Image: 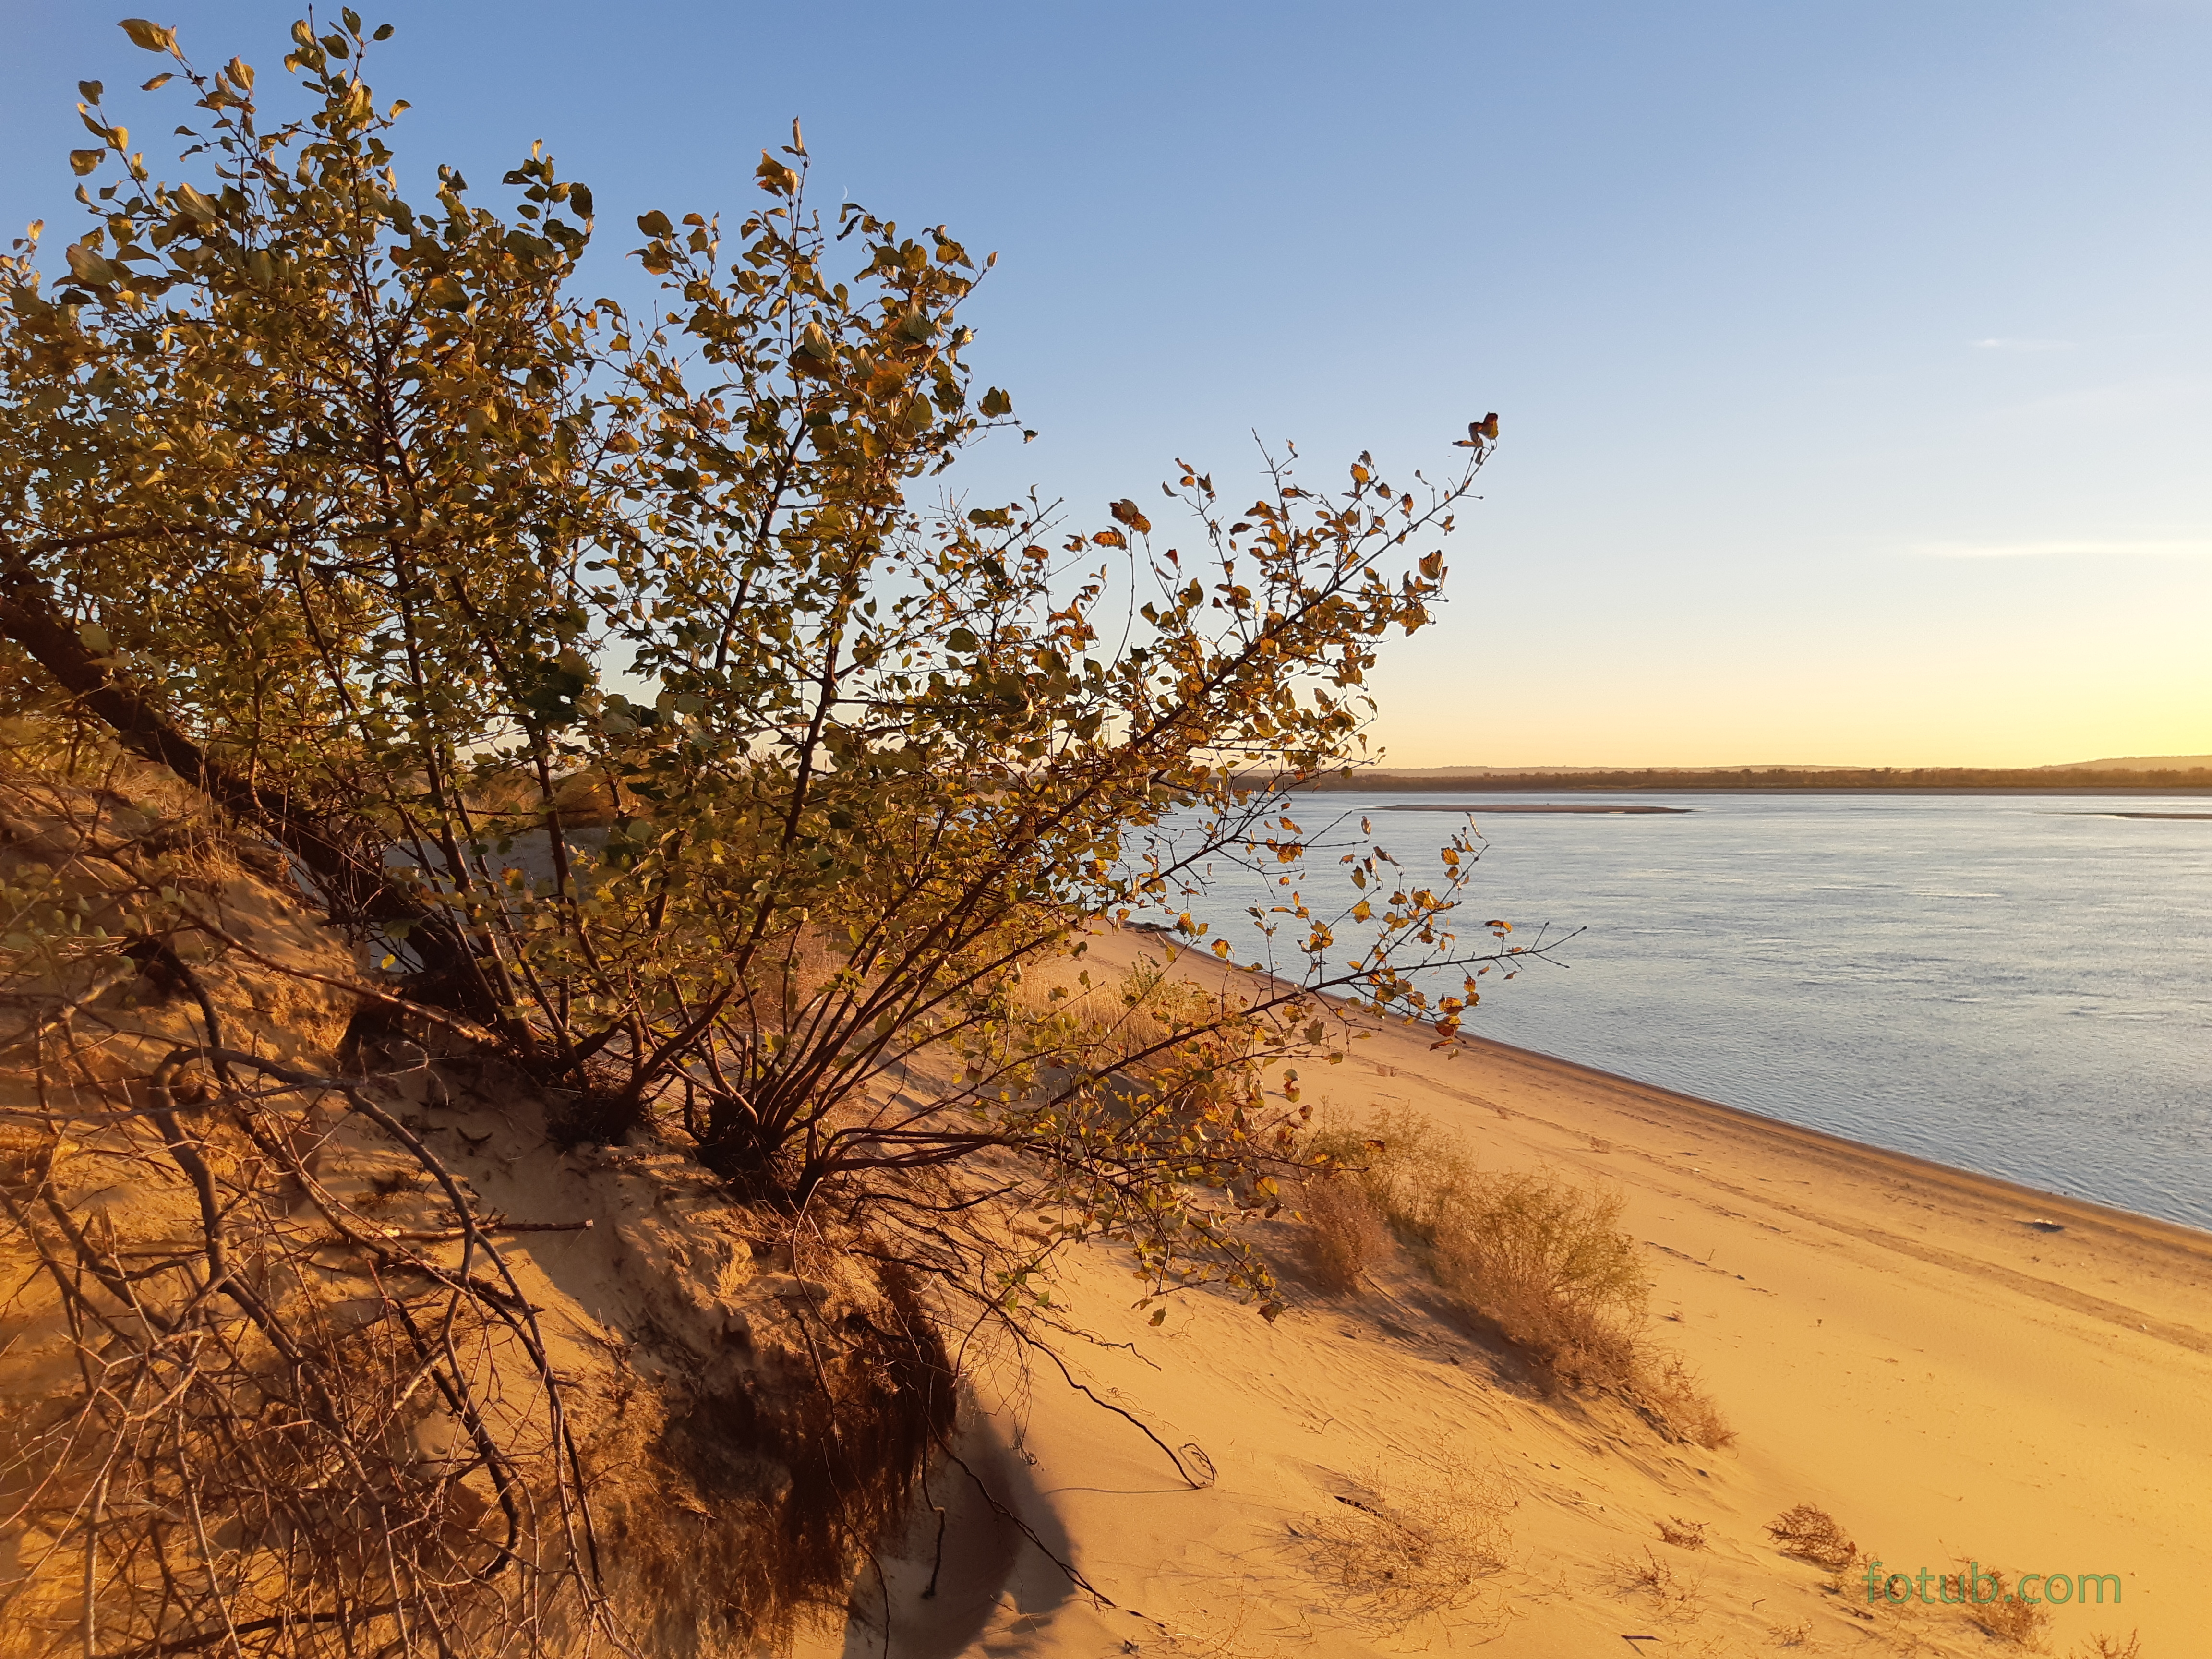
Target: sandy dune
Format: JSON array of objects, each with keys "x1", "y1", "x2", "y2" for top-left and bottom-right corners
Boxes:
[{"x1": 817, "y1": 930, "x2": 2211, "y2": 1658}]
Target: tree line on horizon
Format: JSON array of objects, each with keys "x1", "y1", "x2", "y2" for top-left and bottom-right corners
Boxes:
[{"x1": 1298, "y1": 765, "x2": 2212, "y2": 792}]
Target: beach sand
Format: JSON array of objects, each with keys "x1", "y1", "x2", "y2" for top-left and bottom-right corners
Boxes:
[{"x1": 814, "y1": 927, "x2": 2212, "y2": 1658}]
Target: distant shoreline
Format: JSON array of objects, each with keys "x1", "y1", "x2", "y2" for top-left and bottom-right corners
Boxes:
[
  {"x1": 1296, "y1": 785, "x2": 2212, "y2": 797},
  {"x1": 1385, "y1": 802, "x2": 1693, "y2": 813},
  {"x1": 1290, "y1": 768, "x2": 2212, "y2": 796}
]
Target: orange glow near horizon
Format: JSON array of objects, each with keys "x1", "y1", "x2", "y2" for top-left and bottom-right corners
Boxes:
[{"x1": 1361, "y1": 598, "x2": 2212, "y2": 772}]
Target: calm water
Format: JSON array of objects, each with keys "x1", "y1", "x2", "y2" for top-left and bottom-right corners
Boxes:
[{"x1": 1182, "y1": 793, "x2": 2212, "y2": 1231}]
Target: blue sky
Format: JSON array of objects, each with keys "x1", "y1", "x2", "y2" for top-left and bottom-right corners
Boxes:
[{"x1": 6, "y1": 2, "x2": 2208, "y2": 765}]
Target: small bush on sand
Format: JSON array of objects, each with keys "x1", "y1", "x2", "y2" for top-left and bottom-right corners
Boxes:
[
  {"x1": 1431, "y1": 1166, "x2": 1646, "y2": 1376},
  {"x1": 1766, "y1": 1503, "x2": 1858, "y2": 1570},
  {"x1": 2071, "y1": 1633, "x2": 2141, "y2": 1659},
  {"x1": 1639, "y1": 1352, "x2": 1737, "y2": 1450},
  {"x1": 1309, "y1": 1105, "x2": 1474, "y2": 1239},
  {"x1": 1656, "y1": 1515, "x2": 1709, "y2": 1550},
  {"x1": 1615, "y1": 1547, "x2": 1707, "y2": 1621},
  {"x1": 1312, "y1": 1107, "x2": 1733, "y2": 1446},
  {"x1": 1963, "y1": 1566, "x2": 2053, "y2": 1647},
  {"x1": 1299, "y1": 1173, "x2": 1390, "y2": 1291},
  {"x1": 1301, "y1": 1471, "x2": 1510, "y2": 1629}
]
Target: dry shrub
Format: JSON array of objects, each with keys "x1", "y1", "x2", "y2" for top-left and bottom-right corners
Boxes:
[
  {"x1": 1771, "y1": 1615, "x2": 1814, "y2": 1647},
  {"x1": 1301, "y1": 1471, "x2": 1510, "y2": 1629},
  {"x1": 1766, "y1": 1503, "x2": 1858, "y2": 1569},
  {"x1": 1431, "y1": 1166, "x2": 1647, "y2": 1379},
  {"x1": 1616, "y1": 1547, "x2": 1706, "y2": 1621},
  {"x1": 1962, "y1": 1566, "x2": 2053, "y2": 1647},
  {"x1": 1656, "y1": 1515, "x2": 1709, "y2": 1550},
  {"x1": 1299, "y1": 1172, "x2": 1389, "y2": 1290},
  {"x1": 1639, "y1": 1351, "x2": 1737, "y2": 1449},
  {"x1": 2071, "y1": 1634, "x2": 2141, "y2": 1659},
  {"x1": 1311, "y1": 1107, "x2": 1733, "y2": 1446},
  {"x1": 1308, "y1": 1104, "x2": 1473, "y2": 1239}
]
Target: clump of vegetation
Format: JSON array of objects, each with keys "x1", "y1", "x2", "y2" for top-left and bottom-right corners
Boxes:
[
  {"x1": 1431, "y1": 1165, "x2": 1647, "y2": 1381},
  {"x1": 2070, "y1": 1633, "x2": 2141, "y2": 1659},
  {"x1": 1656, "y1": 1515, "x2": 1709, "y2": 1550},
  {"x1": 0, "y1": 11, "x2": 1524, "y2": 1652},
  {"x1": 1297, "y1": 1171, "x2": 1388, "y2": 1290},
  {"x1": 1300, "y1": 1470, "x2": 1510, "y2": 1630},
  {"x1": 1638, "y1": 1351, "x2": 1736, "y2": 1451},
  {"x1": 1962, "y1": 1565, "x2": 2053, "y2": 1647},
  {"x1": 1765, "y1": 1503, "x2": 1859, "y2": 1570},
  {"x1": 1310, "y1": 1107, "x2": 1733, "y2": 1446},
  {"x1": 1616, "y1": 1547, "x2": 1707, "y2": 1622},
  {"x1": 0, "y1": 7, "x2": 1523, "y2": 1285}
]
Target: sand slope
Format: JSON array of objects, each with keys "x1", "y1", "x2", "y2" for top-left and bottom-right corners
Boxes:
[{"x1": 827, "y1": 930, "x2": 2209, "y2": 1658}]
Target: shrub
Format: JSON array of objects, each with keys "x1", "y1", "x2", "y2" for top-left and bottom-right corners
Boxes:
[
  {"x1": 1314, "y1": 1106, "x2": 1733, "y2": 1445},
  {"x1": 1766, "y1": 1503, "x2": 1858, "y2": 1570},
  {"x1": 1638, "y1": 1352, "x2": 1737, "y2": 1450},
  {"x1": 1301, "y1": 1471, "x2": 1510, "y2": 1629},
  {"x1": 1309, "y1": 1103, "x2": 1474, "y2": 1242},
  {"x1": 0, "y1": 9, "x2": 1521, "y2": 1304},
  {"x1": 1616, "y1": 1547, "x2": 1706, "y2": 1622},
  {"x1": 1431, "y1": 1166, "x2": 1647, "y2": 1379},
  {"x1": 1299, "y1": 1173, "x2": 1389, "y2": 1291},
  {"x1": 1964, "y1": 1567, "x2": 2053, "y2": 1647}
]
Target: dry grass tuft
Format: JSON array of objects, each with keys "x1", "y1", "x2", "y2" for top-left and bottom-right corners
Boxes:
[
  {"x1": 1771, "y1": 1615, "x2": 1814, "y2": 1647},
  {"x1": 1656, "y1": 1514, "x2": 1710, "y2": 1550},
  {"x1": 1766, "y1": 1502, "x2": 1858, "y2": 1570},
  {"x1": 1639, "y1": 1352, "x2": 1737, "y2": 1450},
  {"x1": 1430, "y1": 1165, "x2": 1646, "y2": 1370},
  {"x1": 1310, "y1": 1106, "x2": 1733, "y2": 1447},
  {"x1": 1298, "y1": 1172, "x2": 1389, "y2": 1291},
  {"x1": 2070, "y1": 1634, "x2": 2141, "y2": 1659},
  {"x1": 1300, "y1": 1471, "x2": 1510, "y2": 1629},
  {"x1": 1615, "y1": 1547, "x2": 1707, "y2": 1622},
  {"x1": 1962, "y1": 1566, "x2": 2053, "y2": 1647}
]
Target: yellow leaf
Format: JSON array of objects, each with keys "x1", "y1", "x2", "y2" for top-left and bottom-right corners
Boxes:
[
  {"x1": 755, "y1": 152, "x2": 800, "y2": 195},
  {"x1": 120, "y1": 18, "x2": 177, "y2": 53}
]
